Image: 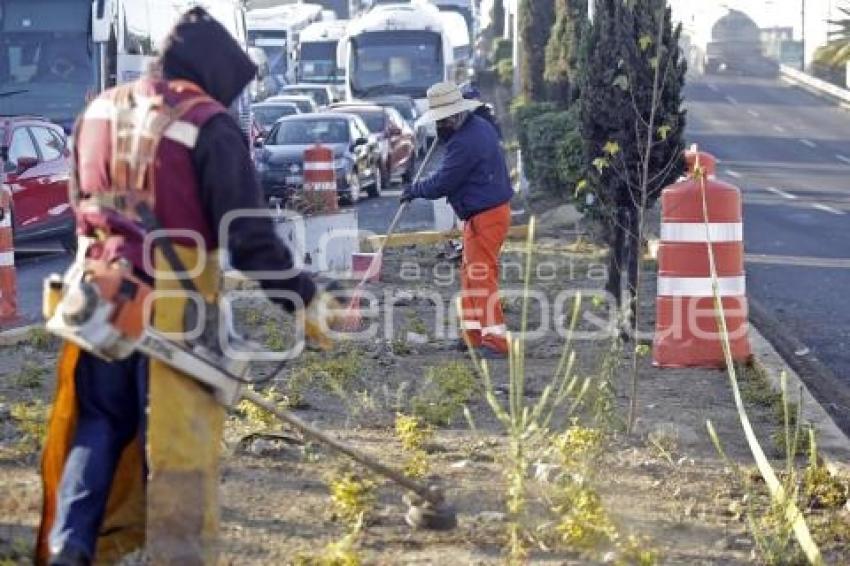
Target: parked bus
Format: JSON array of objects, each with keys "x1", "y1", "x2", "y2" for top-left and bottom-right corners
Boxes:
[
  {"x1": 339, "y1": 3, "x2": 454, "y2": 112},
  {"x1": 247, "y1": 3, "x2": 323, "y2": 88},
  {"x1": 297, "y1": 20, "x2": 349, "y2": 96},
  {"x1": 0, "y1": 0, "x2": 252, "y2": 133},
  {"x1": 436, "y1": 10, "x2": 472, "y2": 82}
]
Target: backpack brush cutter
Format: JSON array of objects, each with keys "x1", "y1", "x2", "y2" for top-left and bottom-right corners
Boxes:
[{"x1": 43, "y1": 209, "x2": 457, "y2": 531}]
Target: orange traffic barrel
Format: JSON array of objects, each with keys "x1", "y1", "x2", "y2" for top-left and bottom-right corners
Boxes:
[
  {"x1": 303, "y1": 144, "x2": 338, "y2": 212},
  {"x1": 653, "y1": 174, "x2": 751, "y2": 368},
  {"x1": 684, "y1": 144, "x2": 716, "y2": 178},
  {"x1": 0, "y1": 186, "x2": 18, "y2": 325}
]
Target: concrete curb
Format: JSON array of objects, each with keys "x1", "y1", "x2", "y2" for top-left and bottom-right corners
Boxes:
[
  {"x1": 749, "y1": 326, "x2": 850, "y2": 472},
  {"x1": 0, "y1": 323, "x2": 41, "y2": 347},
  {"x1": 779, "y1": 65, "x2": 850, "y2": 111},
  {"x1": 361, "y1": 224, "x2": 531, "y2": 251}
]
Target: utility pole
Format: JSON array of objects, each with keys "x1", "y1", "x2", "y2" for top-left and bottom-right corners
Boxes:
[{"x1": 588, "y1": 0, "x2": 594, "y2": 21}]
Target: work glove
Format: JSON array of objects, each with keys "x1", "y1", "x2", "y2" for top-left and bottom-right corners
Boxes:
[
  {"x1": 400, "y1": 185, "x2": 416, "y2": 204},
  {"x1": 301, "y1": 290, "x2": 344, "y2": 351}
]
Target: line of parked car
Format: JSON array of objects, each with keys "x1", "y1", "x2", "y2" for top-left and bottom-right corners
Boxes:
[
  {"x1": 251, "y1": 83, "x2": 428, "y2": 206},
  {"x1": 0, "y1": 84, "x2": 428, "y2": 254}
]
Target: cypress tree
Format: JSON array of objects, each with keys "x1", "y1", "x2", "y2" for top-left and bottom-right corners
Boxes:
[
  {"x1": 492, "y1": 0, "x2": 506, "y2": 38},
  {"x1": 580, "y1": 0, "x2": 687, "y2": 330},
  {"x1": 519, "y1": 0, "x2": 556, "y2": 101},
  {"x1": 544, "y1": 0, "x2": 587, "y2": 105}
]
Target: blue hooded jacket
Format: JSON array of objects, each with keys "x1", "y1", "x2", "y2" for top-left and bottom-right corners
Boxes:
[{"x1": 409, "y1": 115, "x2": 513, "y2": 220}]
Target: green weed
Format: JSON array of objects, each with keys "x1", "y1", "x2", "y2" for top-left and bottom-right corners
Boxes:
[
  {"x1": 10, "y1": 400, "x2": 50, "y2": 454},
  {"x1": 27, "y1": 326, "x2": 54, "y2": 350},
  {"x1": 410, "y1": 361, "x2": 477, "y2": 426},
  {"x1": 13, "y1": 362, "x2": 45, "y2": 389},
  {"x1": 328, "y1": 474, "x2": 375, "y2": 527}
]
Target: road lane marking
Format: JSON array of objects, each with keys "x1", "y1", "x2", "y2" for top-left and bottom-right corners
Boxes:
[
  {"x1": 773, "y1": 125, "x2": 786, "y2": 133},
  {"x1": 725, "y1": 96, "x2": 738, "y2": 105},
  {"x1": 746, "y1": 254, "x2": 850, "y2": 269},
  {"x1": 766, "y1": 187, "x2": 797, "y2": 200},
  {"x1": 837, "y1": 154, "x2": 850, "y2": 165},
  {"x1": 747, "y1": 109, "x2": 760, "y2": 118},
  {"x1": 811, "y1": 203, "x2": 845, "y2": 215},
  {"x1": 708, "y1": 84, "x2": 718, "y2": 92},
  {"x1": 800, "y1": 139, "x2": 817, "y2": 148},
  {"x1": 724, "y1": 169, "x2": 742, "y2": 179}
]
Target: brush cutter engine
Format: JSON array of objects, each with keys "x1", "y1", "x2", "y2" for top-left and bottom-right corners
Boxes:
[{"x1": 45, "y1": 241, "x2": 248, "y2": 406}]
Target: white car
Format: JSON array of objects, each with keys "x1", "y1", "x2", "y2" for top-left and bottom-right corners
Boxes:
[{"x1": 279, "y1": 84, "x2": 336, "y2": 108}]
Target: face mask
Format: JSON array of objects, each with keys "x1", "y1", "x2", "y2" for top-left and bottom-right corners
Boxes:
[{"x1": 437, "y1": 117, "x2": 455, "y2": 141}]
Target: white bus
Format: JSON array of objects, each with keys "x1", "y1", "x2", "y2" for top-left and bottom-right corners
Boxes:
[
  {"x1": 339, "y1": 3, "x2": 454, "y2": 112},
  {"x1": 296, "y1": 20, "x2": 349, "y2": 94},
  {"x1": 0, "y1": 0, "x2": 252, "y2": 133},
  {"x1": 436, "y1": 10, "x2": 472, "y2": 81},
  {"x1": 247, "y1": 3, "x2": 323, "y2": 88}
]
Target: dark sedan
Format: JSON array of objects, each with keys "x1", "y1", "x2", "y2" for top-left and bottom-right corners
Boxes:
[{"x1": 255, "y1": 113, "x2": 382, "y2": 205}]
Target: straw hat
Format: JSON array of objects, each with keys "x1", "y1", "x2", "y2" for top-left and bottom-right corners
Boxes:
[{"x1": 419, "y1": 81, "x2": 482, "y2": 123}]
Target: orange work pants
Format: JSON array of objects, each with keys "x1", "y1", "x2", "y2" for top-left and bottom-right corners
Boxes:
[{"x1": 460, "y1": 202, "x2": 511, "y2": 353}]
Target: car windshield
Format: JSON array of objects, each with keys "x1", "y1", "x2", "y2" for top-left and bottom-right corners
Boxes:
[
  {"x1": 248, "y1": 30, "x2": 288, "y2": 77},
  {"x1": 275, "y1": 98, "x2": 313, "y2": 113},
  {"x1": 384, "y1": 100, "x2": 414, "y2": 120},
  {"x1": 272, "y1": 119, "x2": 349, "y2": 145},
  {"x1": 300, "y1": 41, "x2": 340, "y2": 84},
  {"x1": 350, "y1": 31, "x2": 443, "y2": 99},
  {"x1": 339, "y1": 109, "x2": 384, "y2": 133},
  {"x1": 284, "y1": 87, "x2": 329, "y2": 106},
  {"x1": 253, "y1": 105, "x2": 298, "y2": 128},
  {"x1": 0, "y1": 0, "x2": 93, "y2": 128}
]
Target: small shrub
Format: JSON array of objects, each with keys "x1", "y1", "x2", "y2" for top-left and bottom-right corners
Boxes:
[
  {"x1": 264, "y1": 319, "x2": 287, "y2": 351},
  {"x1": 496, "y1": 59, "x2": 513, "y2": 86},
  {"x1": 554, "y1": 424, "x2": 604, "y2": 469},
  {"x1": 391, "y1": 338, "x2": 412, "y2": 356},
  {"x1": 10, "y1": 400, "x2": 50, "y2": 454},
  {"x1": 287, "y1": 349, "x2": 364, "y2": 401},
  {"x1": 616, "y1": 534, "x2": 662, "y2": 566},
  {"x1": 27, "y1": 326, "x2": 54, "y2": 350},
  {"x1": 237, "y1": 387, "x2": 286, "y2": 428},
  {"x1": 552, "y1": 482, "x2": 616, "y2": 551},
  {"x1": 14, "y1": 362, "x2": 45, "y2": 389},
  {"x1": 803, "y1": 464, "x2": 848, "y2": 509},
  {"x1": 394, "y1": 413, "x2": 433, "y2": 451},
  {"x1": 410, "y1": 361, "x2": 477, "y2": 426},
  {"x1": 329, "y1": 474, "x2": 376, "y2": 527},
  {"x1": 395, "y1": 413, "x2": 433, "y2": 478},
  {"x1": 293, "y1": 523, "x2": 362, "y2": 566}
]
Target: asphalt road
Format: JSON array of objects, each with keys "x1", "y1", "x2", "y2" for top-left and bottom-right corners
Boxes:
[{"x1": 686, "y1": 74, "x2": 850, "y2": 421}]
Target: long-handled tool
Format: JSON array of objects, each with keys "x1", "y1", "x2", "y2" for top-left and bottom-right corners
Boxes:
[
  {"x1": 45, "y1": 239, "x2": 457, "y2": 530},
  {"x1": 341, "y1": 139, "x2": 441, "y2": 330}
]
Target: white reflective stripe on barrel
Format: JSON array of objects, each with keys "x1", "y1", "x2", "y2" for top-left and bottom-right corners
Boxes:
[
  {"x1": 660, "y1": 222, "x2": 742, "y2": 242},
  {"x1": 0, "y1": 212, "x2": 10, "y2": 229},
  {"x1": 303, "y1": 162, "x2": 334, "y2": 171},
  {"x1": 0, "y1": 251, "x2": 14, "y2": 267},
  {"x1": 305, "y1": 182, "x2": 336, "y2": 191},
  {"x1": 657, "y1": 276, "x2": 746, "y2": 297}
]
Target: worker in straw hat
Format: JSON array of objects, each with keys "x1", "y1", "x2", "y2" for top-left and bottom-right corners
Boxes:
[{"x1": 401, "y1": 81, "x2": 513, "y2": 359}]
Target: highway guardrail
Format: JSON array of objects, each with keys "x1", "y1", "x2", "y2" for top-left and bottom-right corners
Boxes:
[{"x1": 779, "y1": 64, "x2": 850, "y2": 107}]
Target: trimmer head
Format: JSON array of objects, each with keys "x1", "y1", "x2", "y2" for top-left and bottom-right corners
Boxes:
[{"x1": 402, "y1": 488, "x2": 458, "y2": 531}]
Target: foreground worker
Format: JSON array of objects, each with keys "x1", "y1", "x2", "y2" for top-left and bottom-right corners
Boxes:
[
  {"x1": 401, "y1": 82, "x2": 513, "y2": 358},
  {"x1": 37, "y1": 8, "x2": 337, "y2": 565}
]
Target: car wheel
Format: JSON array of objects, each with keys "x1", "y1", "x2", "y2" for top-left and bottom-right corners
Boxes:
[
  {"x1": 380, "y1": 161, "x2": 391, "y2": 191},
  {"x1": 368, "y1": 166, "x2": 381, "y2": 198},
  {"x1": 402, "y1": 155, "x2": 415, "y2": 185},
  {"x1": 349, "y1": 173, "x2": 362, "y2": 204}
]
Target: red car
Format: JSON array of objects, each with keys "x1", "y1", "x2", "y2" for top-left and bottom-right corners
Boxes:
[
  {"x1": 0, "y1": 116, "x2": 75, "y2": 250},
  {"x1": 329, "y1": 103, "x2": 416, "y2": 191}
]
